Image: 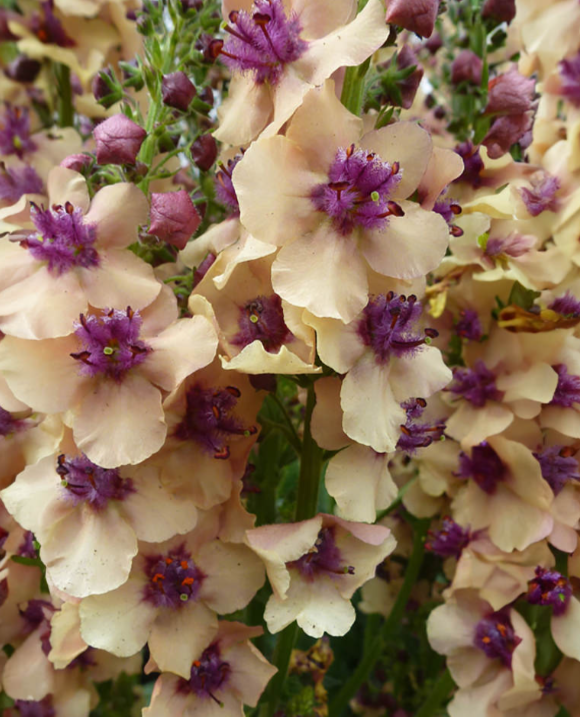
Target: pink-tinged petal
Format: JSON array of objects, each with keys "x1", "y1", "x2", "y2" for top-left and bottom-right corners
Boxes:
[
  {"x1": 389, "y1": 347, "x2": 452, "y2": 403},
  {"x1": 85, "y1": 182, "x2": 149, "y2": 249},
  {"x1": 222, "y1": 341, "x2": 321, "y2": 375},
  {"x1": 490, "y1": 436, "x2": 553, "y2": 510},
  {"x1": 180, "y1": 219, "x2": 242, "y2": 272},
  {"x1": 311, "y1": 376, "x2": 349, "y2": 450},
  {"x1": 304, "y1": 311, "x2": 365, "y2": 374},
  {"x1": 235, "y1": 135, "x2": 322, "y2": 247},
  {"x1": 73, "y1": 374, "x2": 165, "y2": 468},
  {"x1": 540, "y1": 406, "x2": 580, "y2": 438},
  {"x1": 361, "y1": 202, "x2": 449, "y2": 279},
  {"x1": 79, "y1": 577, "x2": 156, "y2": 656},
  {"x1": 272, "y1": 225, "x2": 369, "y2": 322},
  {"x1": 326, "y1": 444, "x2": 397, "y2": 522},
  {"x1": 148, "y1": 602, "x2": 218, "y2": 679},
  {"x1": 285, "y1": 80, "x2": 363, "y2": 173},
  {"x1": 142, "y1": 316, "x2": 218, "y2": 393},
  {"x1": 142, "y1": 674, "x2": 188, "y2": 717},
  {"x1": 214, "y1": 75, "x2": 273, "y2": 146},
  {"x1": 447, "y1": 670, "x2": 513, "y2": 717},
  {"x1": 341, "y1": 354, "x2": 406, "y2": 454},
  {"x1": 197, "y1": 541, "x2": 265, "y2": 614},
  {"x1": 552, "y1": 597, "x2": 580, "y2": 660},
  {"x1": 261, "y1": 68, "x2": 313, "y2": 140},
  {"x1": 48, "y1": 602, "x2": 87, "y2": 670},
  {"x1": 41, "y1": 506, "x2": 138, "y2": 598},
  {"x1": 427, "y1": 595, "x2": 482, "y2": 656},
  {"x1": 0, "y1": 265, "x2": 87, "y2": 339},
  {"x1": 226, "y1": 641, "x2": 277, "y2": 706},
  {"x1": 418, "y1": 147, "x2": 465, "y2": 209},
  {"x1": 445, "y1": 401, "x2": 514, "y2": 448},
  {"x1": 3, "y1": 629, "x2": 54, "y2": 700},
  {"x1": 47, "y1": 166, "x2": 90, "y2": 213},
  {"x1": 79, "y1": 249, "x2": 161, "y2": 311},
  {"x1": 0, "y1": 335, "x2": 86, "y2": 413},
  {"x1": 360, "y1": 122, "x2": 433, "y2": 200},
  {"x1": 123, "y1": 466, "x2": 198, "y2": 543},
  {"x1": 295, "y1": 0, "x2": 389, "y2": 87},
  {"x1": 293, "y1": 0, "x2": 356, "y2": 38}
]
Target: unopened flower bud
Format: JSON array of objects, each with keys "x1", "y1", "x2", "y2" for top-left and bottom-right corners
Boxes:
[
  {"x1": 60, "y1": 153, "x2": 92, "y2": 172},
  {"x1": 451, "y1": 50, "x2": 483, "y2": 85},
  {"x1": 482, "y1": 0, "x2": 516, "y2": 24},
  {"x1": 190, "y1": 134, "x2": 218, "y2": 171},
  {"x1": 93, "y1": 114, "x2": 146, "y2": 165},
  {"x1": 181, "y1": 0, "x2": 203, "y2": 9},
  {"x1": 485, "y1": 68, "x2": 536, "y2": 116},
  {"x1": 4, "y1": 56, "x2": 41, "y2": 83},
  {"x1": 149, "y1": 190, "x2": 201, "y2": 249},
  {"x1": 162, "y1": 71, "x2": 196, "y2": 112},
  {"x1": 385, "y1": 0, "x2": 440, "y2": 38}
]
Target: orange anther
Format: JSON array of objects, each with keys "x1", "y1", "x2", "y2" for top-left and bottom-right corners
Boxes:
[
  {"x1": 152, "y1": 573, "x2": 165, "y2": 583},
  {"x1": 182, "y1": 577, "x2": 195, "y2": 586},
  {"x1": 165, "y1": 557, "x2": 173, "y2": 565},
  {"x1": 482, "y1": 636, "x2": 491, "y2": 643},
  {"x1": 193, "y1": 660, "x2": 201, "y2": 667},
  {"x1": 180, "y1": 561, "x2": 189, "y2": 569}
]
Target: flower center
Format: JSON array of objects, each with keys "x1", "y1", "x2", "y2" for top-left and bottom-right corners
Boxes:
[
  {"x1": 559, "y1": 51, "x2": 580, "y2": 107},
  {"x1": 215, "y1": 154, "x2": 243, "y2": 215},
  {"x1": 0, "y1": 164, "x2": 43, "y2": 204},
  {"x1": 485, "y1": 232, "x2": 535, "y2": 259},
  {"x1": 447, "y1": 360, "x2": 503, "y2": 407},
  {"x1": 0, "y1": 105, "x2": 36, "y2": 159},
  {"x1": 178, "y1": 644, "x2": 231, "y2": 705},
  {"x1": 311, "y1": 145, "x2": 403, "y2": 236},
  {"x1": 397, "y1": 397, "x2": 446, "y2": 454},
  {"x1": 550, "y1": 364, "x2": 580, "y2": 407},
  {"x1": 143, "y1": 546, "x2": 204, "y2": 610},
  {"x1": 216, "y1": 0, "x2": 307, "y2": 85},
  {"x1": 56, "y1": 454, "x2": 135, "y2": 510},
  {"x1": 519, "y1": 173, "x2": 560, "y2": 217},
  {"x1": 23, "y1": 201, "x2": 99, "y2": 276},
  {"x1": 455, "y1": 309, "x2": 483, "y2": 341},
  {"x1": 14, "y1": 697, "x2": 56, "y2": 717},
  {"x1": 287, "y1": 527, "x2": 355, "y2": 581},
  {"x1": 30, "y1": 1, "x2": 76, "y2": 47},
  {"x1": 527, "y1": 567, "x2": 572, "y2": 616},
  {"x1": 174, "y1": 384, "x2": 257, "y2": 459},
  {"x1": 18, "y1": 531, "x2": 38, "y2": 559},
  {"x1": 232, "y1": 294, "x2": 293, "y2": 353},
  {"x1": 0, "y1": 405, "x2": 24, "y2": 437},
  {"x1": 70, "y1": 308, "x2": 151, "y2": 381},
  {"x1": 458, "y1": 442, "x2": 506, "y2": 495},
  {"x1": 358, "y1": 292, "x2": 438, "y2": 365},
  {"x1": 474, "y1": 610, "x2": 521, "y2": 667},
  {"x1": 425, "y1": 517, "x2": 471, "y2": 559},
  {"x1": 534, "y1": 445, "x2": 580, "y2": 496},
  {"x1": 549, "y1": 292, "x2": 580, "y2": 317}
]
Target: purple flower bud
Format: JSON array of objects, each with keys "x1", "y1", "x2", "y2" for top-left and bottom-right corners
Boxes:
[
  {"x1": 190, "y1": 134, "x2": 218, "y2": 172},
  {"x1": 4, "y1": 56, "x2": 42, "y2": 83},
  {"x1": 527, "y1": 567, "x2": 572, "y2": 616},
  {"x1": 149, "y1": 190, "x2": 201, "y2": 250},
  {"x1": 558, "y1": 52, "x2": 580, "y2": 107},
  {"x1": 93, "y1": 114, "x2": 146, "y2": 165},
  {"x1": 474, "y1": 609, "x2": 521, "y2": 666},
  {"x1": 482, "y1": 0, "x2": 516, "y2": 24},
  {"x1": 424, "y1": 32, "x2": 443, "y2": 55},
  {"x1": 60, "y1": 153, "x2": 92, "y2": 172},
  {"x1": 385, "y1": 0, "x2": 440, "y2": 38},
  {"x1": 485, "y1": 69, "x2": 536, "y2": 116},
  {"x1": 92, "y1": 71, "x2": 112, "y2": 102},
  {"x1": 162, "y1": 71, "x2": 197, "y2": 112},
  {"x1": 483, "y1": 112, "x2": 534, "y2": 159},
  {"x1": 451, "y1": 50, "x2": 483, "y2": 85}
]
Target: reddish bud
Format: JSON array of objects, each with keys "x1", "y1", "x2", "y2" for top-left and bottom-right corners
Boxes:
[
  {"x1": 451, "y1": 50, "x2": 483, "y2": 86},
  {"x1": 93, "y1": 114, "x2": 146, "y2": 165},
  {"x1": 482, "y1": 0, "x2": 516, "y2": 24},
  {"x1": 4, "y1": 56, "x2": 41, "y2": 83},
  {"x1": 60, "y1": 153, "x2": 92, "y2": 172},
  {"x1": 162, "y1": 71, "x2": 196, "y2": 112},
  {"x1": 149, "y1": 190, "x2": 201, "y2": 250},
  {"x1": 485, "y1": 68, "x2": 536, "y2": 116},
  {"x1": 385, "y1": 0, "x2": 440, "y2": 38},
  {"x1": 190, "y1": 134, "x2": 218, "y2": 171}
]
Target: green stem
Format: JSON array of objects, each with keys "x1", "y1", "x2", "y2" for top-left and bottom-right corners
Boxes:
[
  {"x1": 54, "y1": 63, "x2": 73, "y2": 128},
  {"x1": 271, "y1": 392, "x2": 302, "y2": 456},
  {"x1": 329, "y1": 517, "x2": 430, "y2": 716},
  {"x1": 414, "y1": 669, "x2": 454, "y2": 717},
  {"x1": 340, "y1": 58, "x2": 370, "y2": 116}
]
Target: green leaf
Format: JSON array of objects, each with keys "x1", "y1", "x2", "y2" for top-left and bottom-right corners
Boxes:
[{"x1": 507, "y1": 281, "x2": 541, "y2": 311}]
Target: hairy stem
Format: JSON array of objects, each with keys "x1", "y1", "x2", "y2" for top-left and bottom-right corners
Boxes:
[{"x1": 414, "y1": 669, "x2": 455, "y2": 717}]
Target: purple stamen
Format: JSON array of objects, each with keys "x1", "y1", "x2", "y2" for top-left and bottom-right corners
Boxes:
[
  {"x1": 558, "y1": 51, "x2": 580, "y2": 107},
  {"x1": 455, "y1": 309, "x2": 483, "y2": 341},
  {"x1": 177, "y1": 643, "x2": 231, "y2": 705},
  {"x1": 527, "y1": 566, "x2": 572, "y2": 616},
  {"x1": 215, "y1": 154, "x2": 242, "y2": 215},
  {"x1": 550, "y1": 364, "x2": 580, "y2": 407},
  {"x1": 453, "y1": 142, "x2": 485, "y2": 188},
  {"x1": 520, "y1": 174, "x2": 560, "y2": 217},
  {"x1": 0, "y1": 163, "x2": 43, "y2": 203},
  {"x1": 287, "y1": 527, "x2": 355, "y2": 581},
  {"x1": 174, "y1": 384, "x2": 256, "y2": 459},
  {"x1": 474, "y1": 609, "x2": 521, "y2": 667},
  {"x1": 70, "y1": 308, "x2": 151, "y2": 381},
  {"x1": 311, "y1": 146, "x2": 403, "y2": 236},
  {"x1": 0, "y1": 105, "x2": 37, "y2": 159},
  {"x1": 18, "y1": 531, "x2": 38, "y2": 559},
  {"x1": 433, "y1": 196, "x2": 463, "y2": 236},
  {"x1": 447, "y1": 360, "x2": 504, "y2": 407},
  {"x1": 358, "y1": 292, "x2": 437, "y2": 365},
  {"x1": 219, "y1": 0, "x2": 307, "y2": 85},
  {"x1": 232, "y1": 294, "x2": 293, "y2": 353},
  {"x1": 56, "y1": 454, "x2": 135, "y2": 510},
  {"x1": 457, "y1": 442, "x2": 506, "y2": 495},
  {"x1": 485, "y1": 232, "x2": 535, "y2": 259},
  {"x1": 23, "y1": 202, "x2": 99, "y2": 276},
  {"x1": 549, "y1": 292, "x2": 580, "y2": 317},
  {"x1": 142, "y1": 545, "x2": 205, "y2": 610},
  {"x1": 534, "y1": 445, "x2": 580, "y2": 496},
  {"x1": 397, "y1": 397, "x2": 446, "y2": 454},
  {"x1": 425, "y1": 517, "x2": 471, "y2": 559},
  {"x1": 14, "y1": 697, "x2": 56, "y2": 717},
  {"x1": 30, "y1": 0, "x2": 76, "y2": 47},
  {"x1": 0, "y1": 405, "x2": 24, "y2": 437}
]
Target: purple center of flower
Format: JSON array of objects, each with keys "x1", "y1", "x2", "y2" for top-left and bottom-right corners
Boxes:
[
  {"x1": 358, "y1": 292, "x2": 438, "y2": 365},
  {"x1": 215, "y1": 154, "x2": 242, "y2": 214},
  {"x1": 520, "y1": 174, "x2": 560, "y2": 217},
  {"x1": 143, "y1": 545, "x2": 205, "y2": 609},
  {"x1": 218, "y1": 0, "x2": 307, "y2": 84},
  {"x1": 311, "y1": 146, "x2": 403, "y2": 236},
  {"x1": 232, "y1": 294, "x2": 293, "y2": 353},
  {"x1": 177, "y1": 643, "x2": 231, "y2": 705},
  {"x1": 0, "y1": 405, "x2": 23, "y2": 437},
  {"x1": 30, "y1": 0, "x2": 75, "y2": 47},
  {"x1": 425, "y1": 517, "x2": 471, "y2": 559},
  {"x1": 70, "y1": 308, "x2": 151, "y2": 381},
  {"x1": 23, "y1": 202, "x2": 99, "y2": 276},
  {"x1": 454, "y1": 142, "x2": 485, "y2": 188},
  {"x1": 455, "y1": 309, "x2": 483, "y2": 341},
  {"x1": 448, "y1": 360, "x2": 503, "y2": 407},
  {"x1": 287, "y1": 527, "x2": 355, "y2": 581},
  {"x1": 527, "y1": 566, "x2": 572, "y2": 616},
  {"x1": 56, "y1": 454, "x2": 135, "y2": 509},
  {"x1": 174, "y1": 384, "x2": 257, "y2": 459},
  {"x1": 18, "y1": 531, "x2": 38, "y2": 559},
  {"x1": 558, "y1": 51, "x2": 580, "y2": 107},
  {"x1": 433, "y1": 196, "x2": 463, "y2": 236},
  {"x1": 0, "y1": 105, "x2": 36, "y2": 158},
  {"x1": 485, "y1": 232, "x2": 535, "y2": 259},
  {"x1": 14, "y1": 697, "x2": 56, "y2": 717},
  {"x1": 549, "y1": 292, "x2": 580, "y2": 317},
  {"x1": 397, "y1": 397, "x2": 446, "y2": 454},
  {"x1": 534, "y1": 445, "x2": 580, "y2": 495},
  {"x1": 67, "y1": 647, "x2": 97, "y2": 671},
  {"x1": 0, "y1": 163, "x2": 43, "y2": 203},
  {"x1": 550, "y1": 364, "x2": 580, "y2": 407},
  {"x1": 474, "y1": 609, "x2": 521, "y2": 667},
  {"x1": 458, "y1": 442, "x2": 506, "y2": 495}
]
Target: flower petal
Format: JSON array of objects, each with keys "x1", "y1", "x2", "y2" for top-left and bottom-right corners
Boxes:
[{"x1": 85, "y1": 182, "x2": 149, "y2": 249}]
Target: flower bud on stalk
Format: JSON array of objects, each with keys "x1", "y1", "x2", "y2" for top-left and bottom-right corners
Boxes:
[
  {"x1": 149, "y1": 190, "x2": 201, "y2": 249},
  {"x1": 93, "y1": 114, "x2": 146, "y2": 165}
]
